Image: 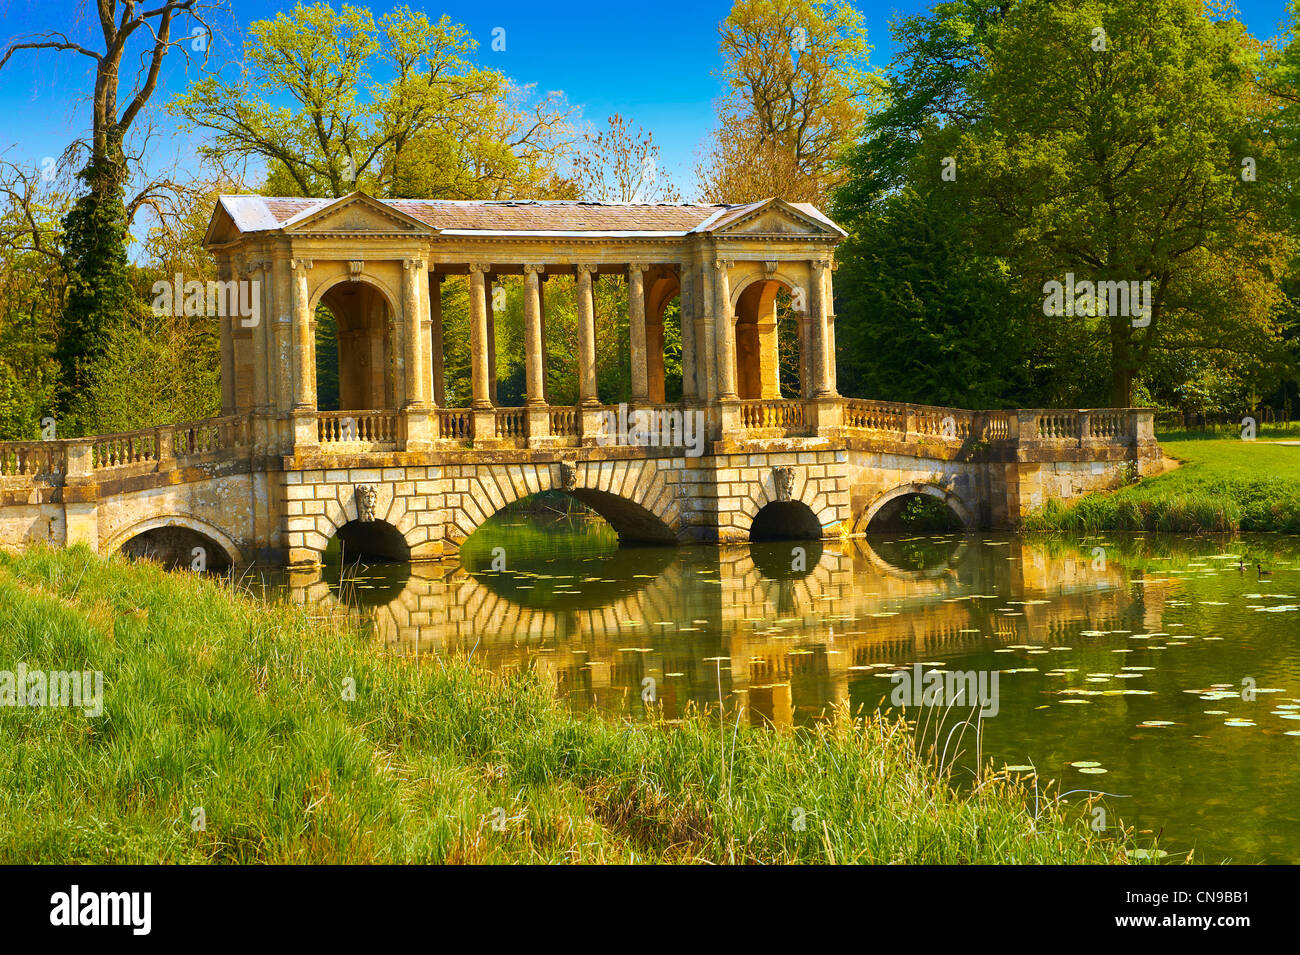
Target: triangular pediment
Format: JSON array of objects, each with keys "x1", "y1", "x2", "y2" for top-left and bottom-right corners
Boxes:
[
  {"x1": 203, "y1": 203, "x2": 242, "y2": 247},
  {"x1": 709, "y1": 198, "x2": 844, "y2": 238},
  {"x1": 283, "y1": 193, "x2": 437, "y2": 235}
]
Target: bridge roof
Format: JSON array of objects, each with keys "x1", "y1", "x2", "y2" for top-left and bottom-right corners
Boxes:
[{"x1": 213, "y1": 193, "x2": 845, "y2": 239}]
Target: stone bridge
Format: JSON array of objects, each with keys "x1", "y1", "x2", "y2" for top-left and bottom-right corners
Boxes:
[{"x1": 0, "y1": 193, "x2": 1160, "y2": 567}]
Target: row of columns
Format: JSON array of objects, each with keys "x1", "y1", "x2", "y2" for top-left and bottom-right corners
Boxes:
[
  {"x1": 467, "y1": 263, "x2": 632, "y2": 410},
  {"x1": 229, "y1": 255, "x2": 838, "y2": 422}
]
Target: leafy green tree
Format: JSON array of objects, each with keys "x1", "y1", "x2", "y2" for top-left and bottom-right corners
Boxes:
[
  {"x1": 834, "y1": 178, "x2": 1040, "y2": 407},
  {"x1": 697, "y1": 0, "x2": 876, "y2": 204},
  {"x1": 835, "y1": 0, "x2": 1291, "y2": 410},
  {"x1": 57, "y1": 159, "x2": 135, "y2": 429},
  {"x1": 2, "y1": 1, "x2": 212, "y2": 428},
  {"x1": 176, "y1": 3, "x2": 577, "y2": 200},
  {"x1": 957, "y1": 0, "x2": 1280, "y2": 406}
]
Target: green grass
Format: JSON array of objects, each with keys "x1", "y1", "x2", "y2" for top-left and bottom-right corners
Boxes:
[
  {"x1": 1025, "y1": 435, "x2": 1300, "y2": 533},
  {"x1": 0, "y1": 547, "x2": 1146, "y2": 864}
]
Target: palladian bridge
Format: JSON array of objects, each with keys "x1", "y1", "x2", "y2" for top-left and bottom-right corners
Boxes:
[{"x1": 0, "y1": 193, "x2": 1160, "y2": 567}]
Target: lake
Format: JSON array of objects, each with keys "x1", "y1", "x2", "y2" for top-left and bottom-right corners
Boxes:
[{"x1": 264, "y1": 513, "x2": 1300, "y2": 864}]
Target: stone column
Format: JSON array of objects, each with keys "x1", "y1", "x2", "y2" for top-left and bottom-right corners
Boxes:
[
  {"x1": 523, "y1": 265, "x2": 547, "y2": 406},
  {"x1": 242, "y1": 258, "x2": 269, "y2": 457},
  {"x1": 468, "y1": 265, "x2": 492, "y2": 409},
  {"x1": 257, "y1": 258, "x2": 278, "y2": 416},
  {"x1": 402, "y1": 257, "x2": 430, "y2": 450},
  {"x1": 428, "y1": 274, "x2": 445, "y2": 406},
  {"x1": 539, "y1": 275, "x2": 550, "y2": 402},
  {"x1": 244, "y1": 259, "x2": 269, "y2": 415},
  {"x1": 218, "y1": 257, "x2": 236, "y2": 415},
  {"x1": 523, "y1": 264, "x2": 550, "y2": 444},
  {"x1": 680, "y1": 265, "x2": 697, "y2": 400},
  {"x1": 401, "y1": 258, "x2": 427, "y2": 409},
  {"x1": 272, "y1": 255, "x2": 294, "y2": 450},
  {"x1": 810, "y1": 259, "x2": 835, "y2": 398},
  {"x1": 290, "y1": 257, "x2": 314, "y2": 410},
  {"x1": 695, "y1": 256, "x2": 716, "y2": 401},
  {"x1": 757, "y1": 264, "x2": 781, "y2": 399},
  {"x1": 484, "y1": 273, "x2": 498, "y2": 404},
  {"x1": 823, "y1": 258, "x2": 838, "y2": 394},
  {"x1": 628, "y1": 264, "x2": 649, "y2": 402},
  {"x1": 647, "y1": 317, "x2": 666, "y2": 403},
  {"x1": 713, "y1": 258, "x2": 737, "y2": 401},
  {"x1": 576, "y1": 264, "x2": 600, "y2": 407}
]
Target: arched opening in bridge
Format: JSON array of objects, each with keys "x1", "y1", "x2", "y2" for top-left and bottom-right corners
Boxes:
[
  {"x1": 315, "y1": 280, "x2": 393, "y2": 411},
  {"x1": 866, "y1": 493, "x2": 965, "y2": 533},
  {"x1": 734, "y1": 278, "x2": 804, "y2": 401},
  {"x1": 465, "y1": 490, "x2": 677, "y2": 551},
  {"x1": 329, "y1": 519, "x2": 410, "y2": 563},
  {"x1": 749, "y1": 501, "x2": 823, "y2": 542},
  {"x1": 460, "y1": 492, "x2": 674, "y2": 608},
  {"x1": 119, "y1": 526, "x2": 233, "y2": 572}
]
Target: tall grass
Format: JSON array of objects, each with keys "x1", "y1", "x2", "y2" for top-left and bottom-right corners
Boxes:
[{"x1": 0, "y1": 547, "x2": 1147, "y2": 864}]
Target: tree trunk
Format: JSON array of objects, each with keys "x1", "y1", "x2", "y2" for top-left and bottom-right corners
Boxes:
[{"x1": 1109, "y1": 317, "x2": 1134, "y2": 407}]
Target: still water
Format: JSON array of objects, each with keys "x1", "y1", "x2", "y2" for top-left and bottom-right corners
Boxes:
[{"x1": 269, "y1": 515, "x2": 1300, "y2": 864}]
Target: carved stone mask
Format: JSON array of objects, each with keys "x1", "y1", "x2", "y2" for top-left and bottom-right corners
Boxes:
[
  {"x1": 772, "y1": 466, "x2": 796, "y2": 502},
  {"x1": 355, "y1": 484, "x2": 378, "y2": 523}
]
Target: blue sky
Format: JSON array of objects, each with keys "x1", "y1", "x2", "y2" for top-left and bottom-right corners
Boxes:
[{"x1": 0, "y1": 0, "x2": 1295, "y2": 200}]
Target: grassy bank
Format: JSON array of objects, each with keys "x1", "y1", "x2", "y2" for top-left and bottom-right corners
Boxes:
[
  {"x1": 0, "y1": 547, "x2": 1142, "y2": 864},
  {"x1": 1025, "y1": 436, "x2": 1300, "y2": 533}
]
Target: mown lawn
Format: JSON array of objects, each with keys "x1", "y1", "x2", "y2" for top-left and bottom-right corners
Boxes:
[
  {"x1": 0, "y1": 547, "x2": 1143, "y2": 864},
  {"x1": 1026, "y1": 435, "x2": 1300, "y2": 533}
]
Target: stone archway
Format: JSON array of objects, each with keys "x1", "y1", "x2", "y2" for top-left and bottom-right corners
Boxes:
[
  {"x1": 730, "y1": 269, "x2": 808, "y2": 401},
  {"x1": 644, "y1": 267, "x2": 681, "y2": 402},
  {"x1": 860, "y1": 483, "x2": 973, "y2": 532},
  {"x1": 105, "y1": 515, "x2": 243, "y2": 569},
  {"x1": 444, "y1": 460, "x2": 684, "y2": 548},
  {"x1": 332, "y1": 518, "x2": 411, "y2": 562},
  {"x1": 312, "y1": 276, "x2": 401, "y2": 412},
  {"x1": 749, "y1": 500, "x2": 822, "y2": 541}
]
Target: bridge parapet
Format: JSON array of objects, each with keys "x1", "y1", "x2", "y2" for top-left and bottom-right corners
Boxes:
[
  {"x1": 0, "y1": 414, "x2": 253, "y2": 489},
  {"x1": 0, "y1": 401, "x2": 1155, "y2": 487},
  {"x1": 834, "y1": 399, "x2": 1154, "y2": 462},
  {"x1": 0, "y1": 399, "x2": 1159, "y2": 563}
]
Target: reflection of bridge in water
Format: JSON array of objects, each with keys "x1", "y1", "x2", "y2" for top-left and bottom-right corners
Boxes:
[{"x1": 285, "y1": 538, "x2": 1173, "y2": 724}]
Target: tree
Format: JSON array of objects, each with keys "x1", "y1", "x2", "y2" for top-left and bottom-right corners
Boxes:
[
  {"x1": 1, "y1": 0, "x2": 215, "y2": 426},
  {"x1": 958, "y1": 0, "x2": 1282, "y2": 407},
  {"x1": 696, "y1": 0, "x2": 876, "y2": 204},
  {"x1": 175, "y1": 3, "x2": 578, "y2": 199},
  {"x1": 574, "y1": 115, "x2": 681, "y2": 203}
]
